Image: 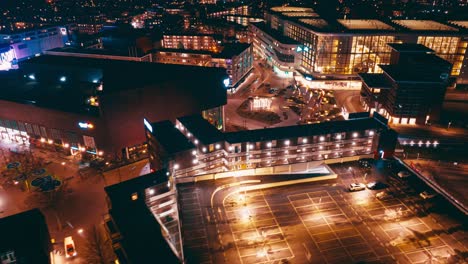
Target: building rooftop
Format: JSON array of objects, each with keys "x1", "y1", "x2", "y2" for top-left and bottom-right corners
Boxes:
[
  {"x1": 380, "y1": 61, "x2": 451, "y2": 83},
  {"x1": 449, "y1": 21, "x2": 468, "y2": 29},
  {"x1": 46, "y1": 47, "x2": 151, "y2": 58},
  {"x1": 358, "y1": 73, "x2": 392, "y2": 89},
  {"x1": 250, "y1": 22, "x2": 299, "y2": 45},
  {"x1": 177, "y1": 115, "x2": 224, "y2": 145},
  {"x1": 270, "y1": 7, "x2": 314, "y2": 13},
  {"x1": 216, "y1": 43, "x2": 251, "y2": 58},
  {"x1": 387, "y1": 43, "x2": 435, "y2": 53},
  {"x1": 337, "y1": 19, "x2": 395, "y2": 30},
  {"x1": 225, "y1": 118, "x2": 386, "y2": 143},
  {"x1": 0, "y1": 209, "x2": 51, "y2": 264},
  {"x1": 298, "y1": 19, "x2": 332, "y2": 30},
  {"x1": 150, "y1": 120, "x2": 195, "y2": 155},
  {"x1": 105, "y1": 171, "x2": 179, "y2": 264},
  {"x1": 392, "y1": 20, "x2": 458, "y2": 31},
  {"x1": 0, "y1": 70, "x2": 101, "y2": 117}
]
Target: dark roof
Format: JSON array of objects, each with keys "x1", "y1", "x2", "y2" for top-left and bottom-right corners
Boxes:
[
  {"x1": 0, "y1": 209, "x2": 51, "y2": 264},
  {"x1": 225, "y1": 118, "x2": 386, "y2": 143},
  {"x1": 105, "y1": 171, "x2": 179, "y2": 264},
  {"x1": 0, "y1": 70, "x2": 101, "y2": 117},
  {"x1": 46, "y1": 47, "x2": 150, "y2": 57},
  {"x1": 216, "y1": 43, "x2": 251, "y2": 58},
  {"x1": 387, "y1": 43, "x2": 434, "y2": 53},
  {"x1": 250, "y1": 22, "x2": 299, "y2": 45},
  {"x1": 150, "y1": 120, "x2": 195, "y2": 154},
  {"x1": 177, "y1": 115, "x2": 224, "y2": 145},
  {"x1": 21, "y1": 55, "x2": 227, "y2": 95},
  {"x1": 359, "y1": 73, "x2": 392, "y2": 89},
  {"x1": 380, "y1": 60, "x2": 451, "y2": 83}
]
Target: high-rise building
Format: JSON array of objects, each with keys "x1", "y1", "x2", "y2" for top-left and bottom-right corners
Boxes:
[{"x1": 359, "y1": 43, "x2": 451, "y2": 125}]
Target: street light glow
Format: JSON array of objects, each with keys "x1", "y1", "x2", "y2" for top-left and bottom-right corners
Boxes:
[
  {"x1": 369, "y1": 131, "x2": 375, "y2": 136},
  {"x1": 202, "y1": 147, "x2": 207, "y2": 152},
  {"x1": 59, "y1": 76, "x2": 66, "y2": 82},
  {"x1": 319, "y1": 136, "x2": 325, "y2": 141},
  {"x1": 267, "y1": 142, "x2": 272, "y2": 148},
  {"x1": 173, "y1": 164, "x2": 179, "y2": 170},
  {"x1": 215, "y1": 144, "x2": 221, "y2": 149},
  {"x1": 284, "y1": 140, "x2": 290, "y2": 145},
  {"x1": 148, "y1": 189, "x2": 155, "y2": 195},
  {"x1": 353, "y1": 132, "x2": 358, "y2": 138},
  {"x1": 302, "y1": 138, "x2": 308, "y2": 143}
]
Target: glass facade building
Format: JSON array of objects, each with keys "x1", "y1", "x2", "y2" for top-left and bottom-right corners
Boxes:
[{"x1": 252, "y1": 7, "x2": 468, "y2": 82}]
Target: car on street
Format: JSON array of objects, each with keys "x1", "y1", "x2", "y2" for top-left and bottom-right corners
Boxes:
[
  {"x1": 64, "y1": 236, "x2": 77, "y2": 258},
  {"x1": 397, "y1": 171, "x2": 411, "y2": 178},
  {"x1": 366, "y1": 181, "x2": 388, "y2": 190},
  {"x1": 349, "y1": 183, "x2": 366, "y2": 192},
  {"x1": 420, "y1": 191, "x2": 437, "y2": 200}
]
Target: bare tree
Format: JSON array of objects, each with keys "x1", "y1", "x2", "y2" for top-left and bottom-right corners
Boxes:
[{"x1": 82, "y1": 224, "x2": 116, "y2": 264}]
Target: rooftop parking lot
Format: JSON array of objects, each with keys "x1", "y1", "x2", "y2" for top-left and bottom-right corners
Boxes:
[{"x1": 178, "y1": 160, "x2": 467, "y2": 264}]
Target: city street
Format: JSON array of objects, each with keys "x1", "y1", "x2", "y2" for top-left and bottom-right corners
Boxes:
[
  {"x1": 178, "y1": 160, "x2": 467, "y2": 264},
  {"x1": 0, "y1": 140, "x2": 149, "y2": 263}
]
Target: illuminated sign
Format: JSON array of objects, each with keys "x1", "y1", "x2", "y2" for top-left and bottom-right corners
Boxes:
[
  {"x1": 0, "y1": 46, "x2": 16, "y2": 71},
  {"x1": 144, "y1": 118, "x2": 153, "y2": 133},
  {"x1": 60, "y1": 27, "x2": 67, "y2": 36},
  {"x1": 252, "y1": 97, "x2": 272, "y2": 110},
  {"x1": 296, "y1": 46, "x2": 302, "y2": 52},
  {"x1": 78, "y1": 122, "x2": 94, "y2": 129}
]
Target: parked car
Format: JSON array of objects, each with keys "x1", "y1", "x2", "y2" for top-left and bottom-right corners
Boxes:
[
  {"x1": 349, "y1": 183, "x2": 366, "y2": 192},
  {"x1": 376, "y1": 191, "x2": 393, "y2": 200},
  {"x1": 397, "y1": 171, "x2": 411, "y2": 179},
  {"x1": 64, "y1": 236, "x2": 77, "y2": 258},
  {"x1": 366, "y1": 181, "x2": 388, "y2": 190},
  {"x1": 420, "y1": 191, "x2": 437, "y2": 200},
  {"x1": 359, "y1": 158, "x2": 374, "y2": 169}
]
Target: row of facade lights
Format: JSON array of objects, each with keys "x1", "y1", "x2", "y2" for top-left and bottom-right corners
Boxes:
[
  {"x1": 402, "y1": 140, "x2": 439, "y2": 147},
  {"x1": 38, "y1": 137, "x2": 103, "y2": 156},
  {"x1": 27, "y1": 74, "x2": 100, "y2": 85}
]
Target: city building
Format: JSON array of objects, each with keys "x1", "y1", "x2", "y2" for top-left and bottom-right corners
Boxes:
[
  {"x1": 0, "y1": 209, "x2": 52, "y2": 264},
  {"x1": 0, "y1": 55, "x2": 227, "y2": 160},
  {"x1": 161, "y1": 33, "x2": 222, "y2": 52},
  {"x1": 145, "y1": 113, "x2": 397, "y2": 177},
  {"x1": 205, "y1": 4, "x2": 251, "y2": 19},
  {"x1": 226, "y1": 15, "x2": 263, "y2": 27},
  {"x1": 104, "y1": 170, "x2": 181, "y2": 263},
  {"x1": 154, "y1": 43, "x2": 253, "y2": 89},
  {"x1": 250, "y1": 6, "x2": 468, "y2": 83},
  {"x1": 359, "y1": 43, "x2": 452, "y2": 125},
  {"x1": 0, "y1": 26, "x2": 68, "y2": 70}
]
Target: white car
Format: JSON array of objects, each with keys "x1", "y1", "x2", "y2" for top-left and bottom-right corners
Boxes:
[
  {"x1": 420, "y1": 191, "x2": 436, "y2": 200},
  {"x1": 397, "y1": 171, "x2": 411, "y2": 178},
  {"x1": 64, "y1": 236, "x2": 77, "y2": 258},
  {"x1": 349, "y1": 183, "x2": 366, "y2": 192}
]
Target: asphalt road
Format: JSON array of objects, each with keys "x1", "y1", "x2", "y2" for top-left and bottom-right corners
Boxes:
[{"x1": 178, "y1": 161, "x2": 467, "y2": 264}]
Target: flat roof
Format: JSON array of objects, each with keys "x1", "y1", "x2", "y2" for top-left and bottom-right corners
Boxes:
[
  {"x1": 225, "y1": 118, "x2": 386, "y2": 143},
  {"x1": 337, "y1": 19, "x2": 395, "y2": 30},
  {"x1": 449, "y1": 21, "x2": 468, "y2": 29},
  {"x1": 0, "y1": 209, "x2": 50, "y2": 264},
  {"x1": 298, "y1": 19, "x2": 331, "y2": 30},
  {"x1": 150, "y1": 120, "x2": 195, "y2": 154},
  {"x1": 281, "y1": 11, "x2": 319, "y2": 18},
  {"x1": 0, "y1": 71, "x2": 101, "y2": 117},
  {"x1": 46, "y1": 47, "x2": 150, "y2": 57},
  {"x1": 216, "y1": 43, "x2": 251, "y2": 58},
  {"x1": 105, "y1": 171, "x2": 179, "y2": 264},
  {"x1": 177, "y1": 115, "x2": 224, "y2": 145},
  {"x1": 359, "y1": 73, "x2": 392, "y2": 89},
  {"x1": 392, "y1": 20, "x2": 458, "y2": 31},
  {"x1": 270, "y1": 7, "x2": 314, "y2": 13},
  {"x1": 380, "y1": 61, "x2": 450, "y2": 83},
  {"x1": 250, "y1": 22, "x2": 299, "y2": 45},
  {"x1": 387, "y1": 43, "x2": 434, "y2": 53}
]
